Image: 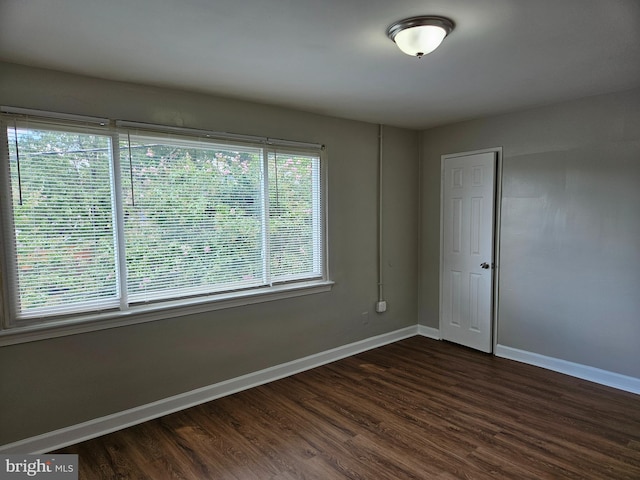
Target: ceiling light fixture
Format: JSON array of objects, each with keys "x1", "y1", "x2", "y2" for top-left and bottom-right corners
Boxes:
[{"x1": 386, "y1": 16, "x2": 455, "y2": 58}]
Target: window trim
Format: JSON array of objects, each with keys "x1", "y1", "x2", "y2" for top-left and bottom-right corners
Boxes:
[{"x1": 0, "y1": 107, "x2": 332, "y2": 345}]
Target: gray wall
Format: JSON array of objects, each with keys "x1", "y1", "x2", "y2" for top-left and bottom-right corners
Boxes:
[
  {"x1": 420, "y1": 88, "x2": 640, "y2": 378},
  {"x1": 2, "y1": 61, "x2": 637, "y2": 448},
  {"x1": 0, "y1": 63, "x2": 419, "y2": 445}
]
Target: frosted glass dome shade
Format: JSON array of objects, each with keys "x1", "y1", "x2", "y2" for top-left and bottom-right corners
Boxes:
[
  {"x1": 394, "y1": 25, "x2": 447, "y2": 57},
  {"x1": 387, "y1": 16, "x2": 454, "y2": 58}
]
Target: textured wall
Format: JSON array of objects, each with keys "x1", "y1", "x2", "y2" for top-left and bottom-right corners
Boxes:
[
  {"x1": 0, "y1": 63, "x2": 419, "y2": 445},
  {"x1": 420, "y1": 88, "x2": 640, "y2": 378}
]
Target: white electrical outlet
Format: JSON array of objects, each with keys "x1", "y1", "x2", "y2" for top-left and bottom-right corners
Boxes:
[{"x1": 376, "y1": 301, "x2": 387, "y2": 313}]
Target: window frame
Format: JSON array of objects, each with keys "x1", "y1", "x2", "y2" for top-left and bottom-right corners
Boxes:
[{"x1": 0, "y1": 109, "x2": 332, "y2": 345}]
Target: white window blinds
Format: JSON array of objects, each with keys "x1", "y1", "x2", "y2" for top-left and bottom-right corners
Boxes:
[
  {"x1": 120, "y1": 132, "x2": 265, "y2": 303},
  {"x1": 6, "y1": 121, "x2": 118, "y2": 319},
  {"x1": 1, "y1": 112, "x2": 326, "y2": 325},
  {"x1": 268, "y1": 150, "x2": 322, "y2": 283}
]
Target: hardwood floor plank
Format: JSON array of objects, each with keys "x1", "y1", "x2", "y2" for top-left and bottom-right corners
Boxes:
[{"x1": 56, "y1": 337, "x2": 640, "y2": 479}]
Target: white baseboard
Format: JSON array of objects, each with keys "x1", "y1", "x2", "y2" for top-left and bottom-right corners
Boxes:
[
  {"x1": 417, "y1": 325, "x2": 441, "y2": 340},
  {"x1": 0, "y1": 326, "x2": 419, "y2": 454},
  {"x1": 495, "y1": 344, "x2": 640, "y2": 395}
]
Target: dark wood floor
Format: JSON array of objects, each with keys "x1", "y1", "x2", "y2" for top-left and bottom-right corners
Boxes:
[{"x1": 56, "y1": 336, "x2": 640, "y2": 479}]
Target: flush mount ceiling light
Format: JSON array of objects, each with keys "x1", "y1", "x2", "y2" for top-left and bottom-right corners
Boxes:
[{"x1": 386, "y1": 16, "x2": 455, "y2": 58}]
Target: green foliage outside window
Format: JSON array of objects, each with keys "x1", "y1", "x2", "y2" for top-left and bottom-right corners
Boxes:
[
  {"x1": 5, "y1": 123, "x2": 322, "y2": 318},
  {"x1": 8, "y1": 127, "x2": 116, "y2": 311},
  {"x1": 121, "y1": 139, "x2": 265, "y2": 298}
]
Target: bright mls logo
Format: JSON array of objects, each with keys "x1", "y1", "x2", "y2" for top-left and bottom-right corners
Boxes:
[{"x1": 0, "y1": 455, "x2": 78, "y2": 479}]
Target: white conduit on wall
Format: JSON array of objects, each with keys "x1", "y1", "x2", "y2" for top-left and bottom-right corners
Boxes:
[{"x1": 377, "y1": 124, "x2": 386, "y2": 312}]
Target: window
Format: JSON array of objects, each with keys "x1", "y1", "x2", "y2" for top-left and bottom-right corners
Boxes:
[{"x1": 0, "y1": 111, "x2": 329, "y2": 334}]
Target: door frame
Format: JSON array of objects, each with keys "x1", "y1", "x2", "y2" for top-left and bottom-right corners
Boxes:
[{"x1": 439, "y1": 147, "x2": 503, "y2": 352}]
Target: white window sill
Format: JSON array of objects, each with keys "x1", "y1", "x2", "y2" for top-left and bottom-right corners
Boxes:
[{"x1": 0, "y1": 280, "x2": 334, "y2": 346}]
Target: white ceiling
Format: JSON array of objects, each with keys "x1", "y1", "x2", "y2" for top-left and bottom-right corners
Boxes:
[{"x1": 1, "y1": 0, "x2": 639, "y2": 129}]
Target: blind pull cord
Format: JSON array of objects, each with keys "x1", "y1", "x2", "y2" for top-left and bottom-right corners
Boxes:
[
  {"x1": 127, "y1": 131, "x2": 135, "y2": 207},
  {"x1": 274, "y1": 148, "x2": 279, "y2": 208},
  {"x1": 13, "y1": 120, "x2": 24, "y2": 206}
]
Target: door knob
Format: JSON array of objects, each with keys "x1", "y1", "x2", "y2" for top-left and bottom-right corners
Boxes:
[{"x1": 480, "y1": 262, "x2": 490, "y2": 269}]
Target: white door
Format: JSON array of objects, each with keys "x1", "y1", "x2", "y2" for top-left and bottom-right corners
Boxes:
[{"x1": 440, "y1": 151, "x2": 496, "y2": 353}]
